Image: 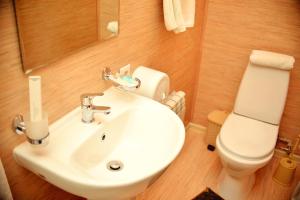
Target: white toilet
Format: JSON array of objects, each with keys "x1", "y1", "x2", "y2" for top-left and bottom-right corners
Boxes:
[{"x1": 216, "y1": 50, "x2": 295, "y2": 200}]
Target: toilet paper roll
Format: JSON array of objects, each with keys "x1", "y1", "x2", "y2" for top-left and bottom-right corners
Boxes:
[{"x1": 132, "y1": 66, "x2": 170, "y2": 102}]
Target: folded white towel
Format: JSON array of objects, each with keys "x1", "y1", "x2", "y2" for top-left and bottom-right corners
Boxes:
[
  {"x1": 163, "y1": 0, "x2": 196, "y2": 33},
  {"x1": 172, "y1": 0, "x2": 186, "y2": 33},
  {"x1": 250, "y1": 50, "x2": 295, "y2": 70},
  {"x1": 163, "y1": 0, "x2": 178, "y2": 31}
]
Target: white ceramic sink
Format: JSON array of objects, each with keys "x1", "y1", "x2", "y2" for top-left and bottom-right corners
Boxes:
[{"x1": 13, "y1": 87, "x2": 185, "y2": 200}]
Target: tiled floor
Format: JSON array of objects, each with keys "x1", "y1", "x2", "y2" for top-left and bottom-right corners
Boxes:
[{"x1": 137, "y1": 127, "x2": 300, "y2": 200}]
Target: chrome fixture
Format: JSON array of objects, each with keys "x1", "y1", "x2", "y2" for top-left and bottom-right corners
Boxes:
[
  {"x1": 102, "y1": 67, "x2": 141, "y2": 90},
  {"x1": 102, "y1": 67, "x2": 113, "y2": 80},
  {"x1": 12, "y1": 114, "x2": 49, "y2": 145},
  {"x1": 12, "y1": 114, "x2": 26, "y2": 135},
  {"x1": 81, "y1": 93, "x2": 111, "y2": 123},
  {"x1": 106, "y1": 160, "x2": 124, "y2": 171}
]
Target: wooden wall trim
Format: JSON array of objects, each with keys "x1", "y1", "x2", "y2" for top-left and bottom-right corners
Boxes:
[{"x1": 190, "y1": 0, "x2": 209, "y2": 122}]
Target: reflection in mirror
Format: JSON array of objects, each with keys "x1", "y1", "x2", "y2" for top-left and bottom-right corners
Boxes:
[{"x1": 13, "y1": 0, "x2": 120, "y2": 73}]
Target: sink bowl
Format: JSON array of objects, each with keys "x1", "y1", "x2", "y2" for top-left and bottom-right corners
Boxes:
[{"x1": 13, "y1": 87, "x2": 185, "y2": 200}]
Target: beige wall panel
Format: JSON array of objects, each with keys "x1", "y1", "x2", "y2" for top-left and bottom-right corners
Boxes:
[{"x1": 192, "y1": 0, "x2": 300, "y2": 140}]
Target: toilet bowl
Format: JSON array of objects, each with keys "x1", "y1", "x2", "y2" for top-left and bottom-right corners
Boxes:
[
  {"x1": 216, "y1": 50, "x2": 295, "y2": 200},
  {"x1": 216, "y1": 113, "x2": 277, "y2": 200}
]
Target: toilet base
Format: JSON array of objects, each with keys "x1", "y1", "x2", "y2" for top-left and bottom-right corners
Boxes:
[{"x1": 218, "y1": 169, "x2": 255, "y2": 200}]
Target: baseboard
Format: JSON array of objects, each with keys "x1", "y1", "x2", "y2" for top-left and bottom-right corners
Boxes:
[{"x1": 186, "y1": 122, "x2": 206, "y2": 134}]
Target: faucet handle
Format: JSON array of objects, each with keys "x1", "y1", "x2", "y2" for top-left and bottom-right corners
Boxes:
[
  {"x1": 80, "y1": 93, "x2": 104, "y2": 106},
  {"x1": 81, "y1": 93, "x2": 104, "y2": 98}
]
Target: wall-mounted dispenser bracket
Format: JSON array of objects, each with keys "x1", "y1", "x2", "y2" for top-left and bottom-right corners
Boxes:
[
  {"x1": 12, "y1": 114, "x2": 49, "y2": 145},
  {"x1": 102, "y1": 67, "x2": 141, "y2": 90},
  {"x1": 12, "y1": 114, "x2": 26, "y2": 135}
]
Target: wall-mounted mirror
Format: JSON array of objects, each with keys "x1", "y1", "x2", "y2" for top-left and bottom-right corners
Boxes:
[{"x1": 14, "y1": 0, "x2": 120, "y2": 73}]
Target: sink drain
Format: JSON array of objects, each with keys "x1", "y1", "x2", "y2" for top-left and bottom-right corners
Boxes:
[{"x1": 107, "y1": 160, "x2": 123, "y2": 171}]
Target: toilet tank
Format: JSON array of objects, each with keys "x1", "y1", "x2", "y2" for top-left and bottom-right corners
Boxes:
[{"x1": 234, "y1": 50, "x2": 294, "y2": 125}]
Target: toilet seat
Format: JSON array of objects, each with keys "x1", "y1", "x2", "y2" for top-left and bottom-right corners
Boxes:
[{"x1": 219, "y1": 113, "x2": 279, "y2": 160}]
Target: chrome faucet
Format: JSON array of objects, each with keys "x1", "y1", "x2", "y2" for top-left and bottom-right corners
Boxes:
[{"x1": 80, "y1": 93, "x2": 111, "y2": 123}]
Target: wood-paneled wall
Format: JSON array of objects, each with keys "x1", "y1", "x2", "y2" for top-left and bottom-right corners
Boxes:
[
  {"x1": 192, "y1": 0, "x2": 300, "y2": 140},
  {"x1": 0, "y1": 0, "x2": 206, "y2": 199}
]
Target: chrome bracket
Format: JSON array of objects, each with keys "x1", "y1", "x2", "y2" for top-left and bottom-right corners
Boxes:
[
  {"x1": 27, "y1": 132, "x2": 50, "y2": 145},
  {"x1": 102, "y1": 67, "x2": 141, "y2": 90},
  {"x1": 102, "y1": 67, "x2": 112, "y2": 81},
  {"x1": 12, "y1": 114, "x2": 49, "y2": 145},
  {"x1": 12, "y1": 114, "x2": 26, "y2": 135}
]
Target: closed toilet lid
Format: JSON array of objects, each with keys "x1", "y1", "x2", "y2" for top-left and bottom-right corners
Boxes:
[{"x1": 219, "y1": 113, "x2": 279, "y2": 159}]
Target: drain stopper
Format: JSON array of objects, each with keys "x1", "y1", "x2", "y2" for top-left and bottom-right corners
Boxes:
[
  {"x1": 110, "y1": 164, "x2": 121, "y2": 170},
  {"x1": 107, "y1": 160, "x2": 123, "y2": 171}
]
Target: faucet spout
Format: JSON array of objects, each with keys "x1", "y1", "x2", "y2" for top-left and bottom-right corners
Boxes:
[{"x1": 91, "y1": 105, "x2": 111, "y2": 115}]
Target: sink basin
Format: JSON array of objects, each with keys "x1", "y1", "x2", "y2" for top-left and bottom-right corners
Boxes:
[{"x1": 13, "y1": 87, "x2": 185, "y2": 200}]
